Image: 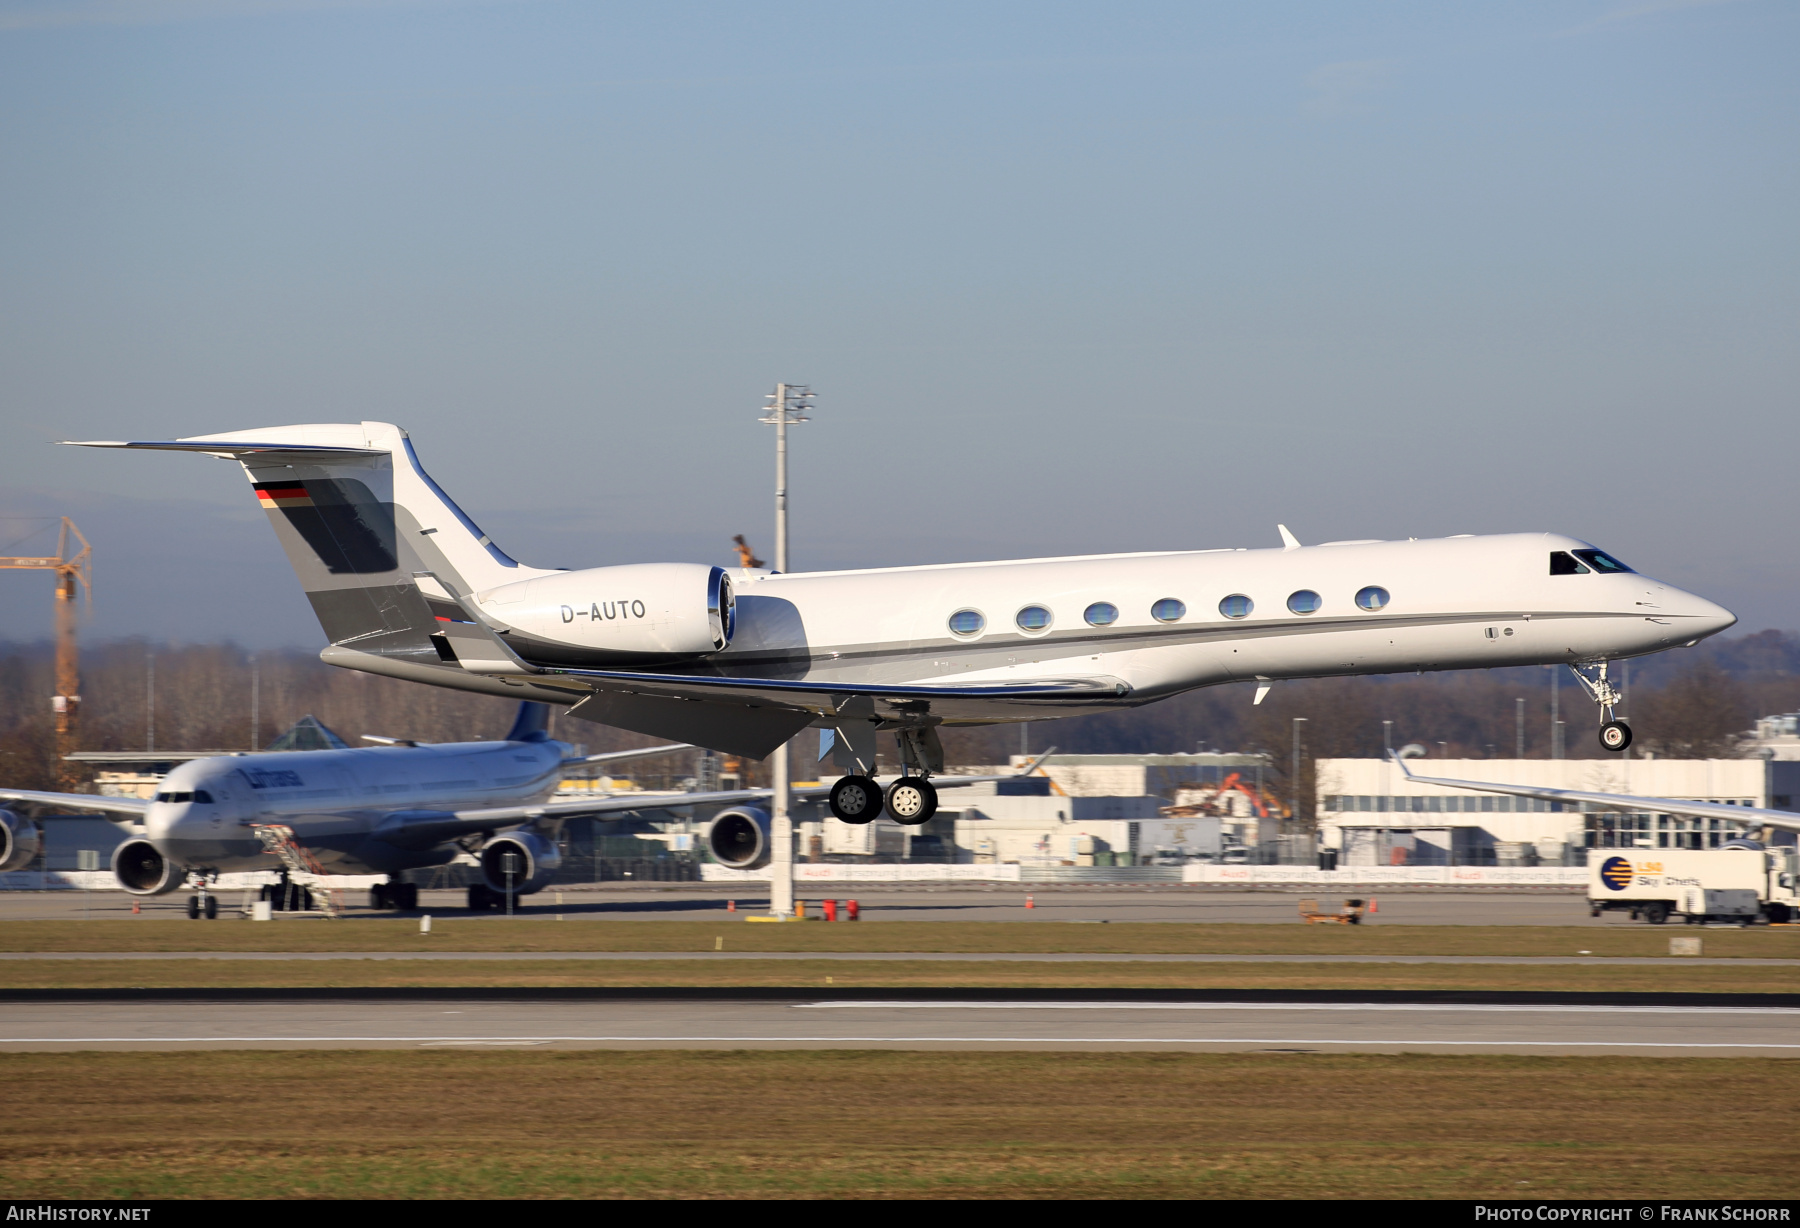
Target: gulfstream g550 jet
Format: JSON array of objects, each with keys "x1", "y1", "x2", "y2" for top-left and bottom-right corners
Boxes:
[{"x1": 70, "y1": 421, "x2": 1736, "y2": 825}]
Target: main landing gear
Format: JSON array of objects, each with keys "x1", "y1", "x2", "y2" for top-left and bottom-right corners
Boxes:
[
  {"x1": 1570, "y1": 661, "x2": 1632, "y2": 753},
  {"x1": 369, "y1": 882, "x2": 419, "y2": 911},
  {"x1": 827, "y1": 774, "x2": 941, "y2": 824},
  {"x1": 825, "y1": 726, "x2": 943, "y2": 825}
]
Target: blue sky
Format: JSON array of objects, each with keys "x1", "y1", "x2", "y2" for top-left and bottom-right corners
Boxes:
[{"x1": 1, "y1": 0, "x2": 1795, "y2": 647}]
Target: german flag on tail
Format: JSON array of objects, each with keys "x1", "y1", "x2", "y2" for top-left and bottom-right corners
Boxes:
[{"x1": 254, "y1": 483, "x2": 314, "y2": 509}]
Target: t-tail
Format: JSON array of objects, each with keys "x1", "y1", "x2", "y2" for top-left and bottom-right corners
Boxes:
[{"x1": 66, "y1": 422, "x2": 565, "y2": 692}]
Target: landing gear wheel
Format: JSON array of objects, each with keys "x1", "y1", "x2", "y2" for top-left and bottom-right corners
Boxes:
[
  {"x1": 1599, "y1": 720, "x2": 1632, "y2": 752},
  {"x1": 884, "y1": 777, "x2": 939, "y2": 825},
  {"x1": 186, "y1": 895, "x2": 200, "y2": 919},
  {"x1": 370, "y1": 884, "x2": 392, "y2": 910},
  {"x1": 397, "y1": 883, "x2": 418, "y2": 911},
  {"x1": 1643, "y1": 900, "x2": 1670, "y2": 925},
  {"x1": 467, "y1": 884, "x2": 495, "y2": 911},
  {"x1": 203, "y1": 894, "x2": 218, "y2": 920},
  {"x1": 829, "y1": 775, "x2": 883, "y2": 824}
]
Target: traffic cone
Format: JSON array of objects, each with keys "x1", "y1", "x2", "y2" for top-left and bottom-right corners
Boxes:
[
  {"x1": 727, "y1": 899, "x2": 736, "y2": 912},
  {"x1": 1025, "y1": 895, "x2": 1035, "y2": 909},
  {"x1": 1369, "y1": 897, "x2": 1378, "y2": 914},
  {"x1": 131, "y1": 900, "x2": 140, "y2": 915}
]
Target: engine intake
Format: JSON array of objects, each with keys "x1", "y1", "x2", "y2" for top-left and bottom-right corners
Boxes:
[
  {"x1": 479, "y1": 830, "x2": 561, "y2": 896},
  {"x1": 0, "y1": 810, "x2": 42, "y2": 874},
  {"x1": 706, "y1": 806, "x2": 771, "y2": 870},
  {"x1": 112, "y1": 839, "x2": 186, "y2": 895}
]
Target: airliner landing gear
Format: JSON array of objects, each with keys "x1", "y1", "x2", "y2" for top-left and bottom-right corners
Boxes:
[
  {"x1": 370, "y1": 882, "x2": 420, "y2": 911},
  {"x1": 884, "y1": 777, "x2": 939, "y2": 824},
  {"x1": 186, "y1": 889, "x2": 218, "y2": 919},
  {"x1": 829, "y1": 776, "x2": 883, "y2": 824},
  {"x1": 1569, "y1": 662, "x2": 1631, "y2": 753}
]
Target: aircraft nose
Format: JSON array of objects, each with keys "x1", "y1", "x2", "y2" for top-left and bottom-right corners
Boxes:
[{"x1": 1674, "y1": 591, "x2": 1736, "y2": 640}]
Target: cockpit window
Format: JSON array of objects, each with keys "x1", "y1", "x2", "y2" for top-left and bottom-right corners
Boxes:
[
  {"x1": 1549, "y1": 552, "x2": 1590, "y2": 576},
  {"x1": 192, "y1": 790, "x2": 214, "y2": 805},
  {"x1": 154, "y1": 791, "x2": 193, "y2": 803},
  {"x1": 1572, "y1": 549, "x2": 1633, "y2": 574}
]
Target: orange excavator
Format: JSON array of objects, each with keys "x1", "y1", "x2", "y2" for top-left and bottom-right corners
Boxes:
[{"x1": 732, "y1": 535, "x2": 765, "y2": 569}]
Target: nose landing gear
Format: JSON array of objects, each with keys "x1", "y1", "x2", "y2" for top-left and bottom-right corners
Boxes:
[{"x1": 1570, "y1": 662, "x2": 1632, "y2": 752}]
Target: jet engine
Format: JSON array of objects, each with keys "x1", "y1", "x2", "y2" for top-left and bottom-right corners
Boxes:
[
  {"x1": 475, "y1": 563, "x2": 733, "y2": 666},
  {"x1": 111, "y1": 839, "x2": 187, "y2": 895},
  {"x1": 706, "y1": 806, "x2": 771, "y2": 870},
  {"x1": 479, "y1": 830, "x2": 561, "y2": 896},
  {"x1": 0, "y1": 810, "x2": 42, "y2": 874}
]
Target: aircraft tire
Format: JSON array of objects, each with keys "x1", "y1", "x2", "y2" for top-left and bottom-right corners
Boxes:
[
  {"x1": 397, "y1": 883, "x2": 418, "y2": 910},
  {"x1": 884, "y1": 777, "x2": 939, "y2": 825},
  {"x1": 203, "y1": 894, "x2": 218, "y2": 920},
  {"x1": 369, "y1": 885, "x2": 391, "y2": 910},
  {"x1": 467, "y1": 884, "x2": 492, "y2": 911},
  {"x1": 1599, "y1": 720, "x2": 1632, "y2": 752},
  {"x1": 186, "y1": 895, "x2": 200, "y2": 920},
  {"x1": 829, "y1": 776, "x2": 883, "y2": 824}
]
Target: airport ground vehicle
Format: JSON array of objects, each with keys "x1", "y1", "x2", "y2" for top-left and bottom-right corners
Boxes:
[{"x1": 1587, "y1": 847, "x2": 1799, "y2": 924}]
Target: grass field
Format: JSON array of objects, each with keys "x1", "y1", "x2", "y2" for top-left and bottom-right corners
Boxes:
[
  {"x1": 0, "y1": 1051, "x2": 1792, "y2": 1199},
  {"x1": 1, "y1": 957, "x2": 1794, "y2": 993},
  {"x1": 3, "y1": 919, "x2": 1796, "y2": 958}
]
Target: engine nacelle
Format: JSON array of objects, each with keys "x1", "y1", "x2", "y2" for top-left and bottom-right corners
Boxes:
[
  {"x1": 476, "y1": 563, "x2": 733, "y2": 665},
  {"x1": 707, "y1": 806, "x2": 772, "y2": 870},
  {"x1": 0, "y1": 810, "x2": 42, "y2": 874},
  {"x1": 111, "y1": 839, "x2": 187, "y2": 895},
  {"x1": 479, "y1": 830, "x2": 561, "y2": 896}
]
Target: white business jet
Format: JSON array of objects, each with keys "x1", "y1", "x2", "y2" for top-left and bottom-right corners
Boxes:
[{"x1": 69, "y1": 422, "x2": 1736, "y2": 827}]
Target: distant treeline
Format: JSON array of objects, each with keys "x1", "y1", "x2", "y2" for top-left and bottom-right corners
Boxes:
[{"x1": 1, "y1": 632, "x2": 1796, "y2": 806}]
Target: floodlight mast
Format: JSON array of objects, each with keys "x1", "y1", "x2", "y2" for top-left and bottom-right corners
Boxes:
[{"x1": 758, "y1": 383, "x2": 814, "y2": 917}]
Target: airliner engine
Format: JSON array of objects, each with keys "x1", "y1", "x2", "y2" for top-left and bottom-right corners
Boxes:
[
  {"x1": 706, "y1": 806, "x2": 771, "y2": 870},
  {"x1": 479, "y1": 830, "x2": 561, "y2": 896},
  {"x1": 475, "y1": 563, "x2": 733, "y2": 666},
  {"x1": 0, "y1": 810, "x2": 42, "y2": 874},
  {"x1": 112, "y1": 839, "x2": 186, "y2": 894}
]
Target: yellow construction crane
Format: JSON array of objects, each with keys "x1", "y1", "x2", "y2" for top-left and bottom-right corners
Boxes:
[{"x1": 0, "y1": 518, "x2": 91, "y2": 789}]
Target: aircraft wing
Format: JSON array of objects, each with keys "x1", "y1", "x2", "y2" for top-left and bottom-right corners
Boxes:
[
  {"x1": 372, "y1": 767, "x2": 1042, "y2": 848},
  {"x1": 0, "y1": 789, "x2": 150, "y2": 820},
  {"x1": 564, "y1": 742, "x2": 694, "y2": 767},
  {"x1": 1391, "y1": 754, "x2": 1800, "y2": 836}
]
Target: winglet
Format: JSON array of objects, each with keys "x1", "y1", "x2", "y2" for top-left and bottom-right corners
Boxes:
[{"x1": 1278, "y1": 524, "x2": 1301, "y2": 551}]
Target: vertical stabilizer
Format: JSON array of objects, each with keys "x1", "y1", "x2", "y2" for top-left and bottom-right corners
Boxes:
[{"x1": 65, "y1": 423, "x2": 558, "y2": 666}]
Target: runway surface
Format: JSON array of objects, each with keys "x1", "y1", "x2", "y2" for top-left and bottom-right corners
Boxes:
[
  {"x1": 0, "y1": 888, "x2": 1632, "y2": 926},
  {"x1": 2, "y1": 996, "x2": 1794, "y2": 1053},
  {"x1": 0, "y1": 950, "x2": 1790, "y2": 966}
]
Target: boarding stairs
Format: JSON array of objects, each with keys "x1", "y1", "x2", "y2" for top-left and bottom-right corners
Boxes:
[{"x1": 251, "y1": 824, "x2": 344, "y2": 918}]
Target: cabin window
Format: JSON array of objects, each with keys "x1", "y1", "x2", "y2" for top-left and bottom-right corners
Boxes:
[
  {"x1": 1355, "y1": 586, "x2": 1389, "y2": 611},
  {"x1": 1084, "y1": 602, "x2": 1119, "y2": 627},
  {"x1": 1549, "y1": 551, "x2": 1590, "y2": 575},
  {"x1": 1287, "y1": 590, "x2": 1322, "y2": 615},
  {"x1": 1218, "y1": 594, "x2": 1253, "y2": 620},
  {"x1": 1016, "y1": 605, "x2": 1052, "y2": 632},
  {"x1": 1151, "y1": 598, "x2": 1187, "y2": 622},
  {"x1": 947, "y1": 609, "x2": 986, "y2": 636},
  {"x1": 1572, "y1": 549, "x2": 1633, "y2": 574}
]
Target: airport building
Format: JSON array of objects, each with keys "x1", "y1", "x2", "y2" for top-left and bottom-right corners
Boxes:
[{"x1": 1315, "y1": 755, "x2": 1800, "y2": 867}]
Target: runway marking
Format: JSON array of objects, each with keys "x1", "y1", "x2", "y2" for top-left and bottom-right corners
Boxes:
[
  {"x1": 0, "y1": 1035, "x2": 1795, "y2": 1049},
  {"x1": 417, "y1": 1040, "x2": 550, "y2": 1047},
  {"x1": 795, "y1": 1000, "x2": 1800, "y2": 1015}
]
